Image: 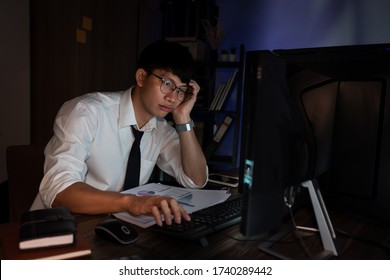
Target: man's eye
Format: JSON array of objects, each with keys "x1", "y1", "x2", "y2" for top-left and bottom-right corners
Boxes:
[{"x1": 163, "y1": 80, "x2": 172, "y2": 87}]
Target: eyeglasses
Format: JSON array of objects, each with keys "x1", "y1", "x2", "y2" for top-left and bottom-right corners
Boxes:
[{"x1": 152, "y1": 73, "x2": 190, "y2": 102}]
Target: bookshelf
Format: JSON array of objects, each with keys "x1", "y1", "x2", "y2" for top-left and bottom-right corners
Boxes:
[{"x1": 195, "y1": 44, "x2": 245, "y2": 171}]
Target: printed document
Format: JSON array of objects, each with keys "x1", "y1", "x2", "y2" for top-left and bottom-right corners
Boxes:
[{"x1": 113, "y1": 183, "x2": 231, "y2": 228}]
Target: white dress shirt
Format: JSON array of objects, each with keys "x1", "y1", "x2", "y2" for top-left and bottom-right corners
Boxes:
[{"x1": 33, "y1": 87, "x2": 207, "y2": 209}]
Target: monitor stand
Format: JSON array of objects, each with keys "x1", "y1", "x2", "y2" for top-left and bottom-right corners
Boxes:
[{"x1": 258, "y1": 179, "x2": 340, "y2": 259}]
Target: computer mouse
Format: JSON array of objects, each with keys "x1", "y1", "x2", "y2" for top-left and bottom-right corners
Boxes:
[{"x1": 95, "y1": 218, "x2": 138, "y2": 245}]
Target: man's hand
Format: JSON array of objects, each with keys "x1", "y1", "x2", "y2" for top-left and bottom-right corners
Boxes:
[
  {"x1": 127, "y1": 195, "x2": 191, "y2": 226},
  {"x1": 172, "y1": 79, "x2": 200, "y2": 124}
]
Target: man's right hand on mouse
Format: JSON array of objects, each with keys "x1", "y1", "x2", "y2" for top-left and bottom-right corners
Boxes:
[{"x1": 125, "y1": 195, "x2": 191, "y2": 226}]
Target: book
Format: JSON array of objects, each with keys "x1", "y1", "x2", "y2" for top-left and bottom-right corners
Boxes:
[
  {"x1": 204, "y1": 115, "x2": 234, "y2": 160},
  {"x1": 113, "y1": 183, "x2": 231, "y2": 228},
  {"x1": 215, "y1": 69, "x2": 239, "y2": 111},
  {"x1": 209, "y1": 82, "x2": 226, "y2": 110},
  {"x1": 19, "y1": 207, "x2": 76, "y2": 250},
  {"x1": 0, "y1": 223, "x2": 91, "y2": 260},
  {"x1": 209, "y1": 69, "x2": 239, "y2": 111}
]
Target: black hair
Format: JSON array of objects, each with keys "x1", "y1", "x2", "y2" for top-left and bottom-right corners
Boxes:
[{"x1": 136, "y1": 40, "x2": 195, "y2": 84}]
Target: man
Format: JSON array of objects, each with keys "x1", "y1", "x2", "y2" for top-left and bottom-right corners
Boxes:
[{"x1": 31, "y1": 40, "x2": 208, "y2": 226}]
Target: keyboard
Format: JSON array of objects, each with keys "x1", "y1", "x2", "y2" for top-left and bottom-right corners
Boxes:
[{"x1": 149, "y1": 195, "x2": 243, "y2": 243}]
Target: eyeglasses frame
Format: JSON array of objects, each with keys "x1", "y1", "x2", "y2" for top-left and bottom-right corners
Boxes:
[{"x1": 152, "y1": 73, "x2": 192, "y2": 102}]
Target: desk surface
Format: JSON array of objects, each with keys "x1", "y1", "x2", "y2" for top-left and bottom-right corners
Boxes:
[
  {"x1": 78, "y1": 183, "x2": 277, "y2": 260},
  {"x1": 76, "y1": 212, "x2": 278, "y2": 260},
  {"x1": 74, "y1": 205, "x2": 389, "y2": 260},
  {"x1": 1, "y1": 184, "x2": 388, "y2": 260},
  {"x1": 74, "y1": 184, "x2": 276, "y2": 260},
  {"x1": 1, "y1": 208, "x2": 387, "y2": 260}
]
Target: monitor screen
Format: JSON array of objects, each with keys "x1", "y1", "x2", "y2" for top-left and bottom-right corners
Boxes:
[{"x1": 239, "y1": 44, "x2": 390, "y2": 240}]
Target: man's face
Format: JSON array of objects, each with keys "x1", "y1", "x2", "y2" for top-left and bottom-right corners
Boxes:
[{"x1": 138, "y1": 69, "x2": 187, "y2": 118}]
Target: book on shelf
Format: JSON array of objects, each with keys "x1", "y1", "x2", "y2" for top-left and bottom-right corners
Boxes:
[
  {"x1": 204, "y1": 115, "x2": 234, "y2": 160},
  {"x1": 18, "y1": 207, "x2": 76, "y2": 250},
  {"x1": 0, "y1": 223, "x2": 92, "y2": 260},
  {"x1": 215, "y1": 69, "x2": 239, "y2": 111},
  {"x1": 209, "y1": 82, "x2": 226, "y2": 110},
  {"x1": 209, "y1": 69, "x2": 239, "y2": 111}
]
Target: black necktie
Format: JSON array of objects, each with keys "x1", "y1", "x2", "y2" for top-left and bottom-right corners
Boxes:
[{"x1": 123, "y1": 126, "x2": 144, "y2": 190}]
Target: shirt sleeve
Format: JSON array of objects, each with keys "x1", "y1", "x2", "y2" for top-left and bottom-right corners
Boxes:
[
  {"x1": 156, "y1": 123, "x2": 208, "y2": 189},
  {"x1": 39, "y1": 99, "x2": 98, "y2": 208}
]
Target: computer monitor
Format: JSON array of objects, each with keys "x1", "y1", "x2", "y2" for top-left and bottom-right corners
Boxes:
[{"x1": 239, "y1": 44, "x2": 390, "y2": 259}]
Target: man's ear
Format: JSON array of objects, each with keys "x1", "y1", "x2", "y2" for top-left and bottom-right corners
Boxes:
[{"x1": 135, "y1": 68, "x2": 147, "y2": 87}]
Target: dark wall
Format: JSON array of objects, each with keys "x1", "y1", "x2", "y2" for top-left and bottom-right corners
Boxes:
[{"x1": 217, "y1": 0, "x2": 390, "y2": 51}]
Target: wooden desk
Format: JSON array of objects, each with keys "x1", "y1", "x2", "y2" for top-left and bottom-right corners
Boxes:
[
  {"x1": 75, "y1": 201, "x2": 389, "y2": 260},
  {"x1": 74, "y1": 185, "x2": 269, "y2": 260},
  {"x1": 1, "y1": 183, "x2": 387, "y2": 260},
  {"x1": 73, "y1": 183, "x2": 282, "y2": 259},
  {"x1": 1, "y1": 207, "x2": 387, "y2": 260},
  {"x1": 76, "y1": 212, "x2": 270, "y2": 260},
  {"x1": 76, "y1": 207, "x2": 322, "y2": 260}
]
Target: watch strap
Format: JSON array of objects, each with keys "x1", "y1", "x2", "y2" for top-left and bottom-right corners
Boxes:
[{"x1": 175, "y1": 120, "x2": 195, "y2": 132}]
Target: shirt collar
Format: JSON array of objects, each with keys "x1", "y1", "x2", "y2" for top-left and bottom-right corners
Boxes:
[{"x1": 119, "y1": 86, "x2": 157, "y2": 132}]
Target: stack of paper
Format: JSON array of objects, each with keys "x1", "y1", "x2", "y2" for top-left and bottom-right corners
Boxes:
[{"x1": 113, "y1": 183, "x2": 231, "y2": 228}]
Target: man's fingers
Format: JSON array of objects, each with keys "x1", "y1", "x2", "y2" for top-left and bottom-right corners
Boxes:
[
  {"x1": 151, "y1": 205, "x2": 163, "y2": 226},
  {"x1": 167, "y1": 199, "x2": 182, "y2": 224},
  {"x1": 131, "y1": 195, "x2": 190, "y2": 226},
  {"x1": 159, "y1": 199, "x2": 173, "y2": 225}
]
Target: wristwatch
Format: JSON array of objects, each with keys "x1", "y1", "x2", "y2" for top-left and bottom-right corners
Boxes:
[{"x1": 175, "y1": 120, "x2": 195, "y2": 133}]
